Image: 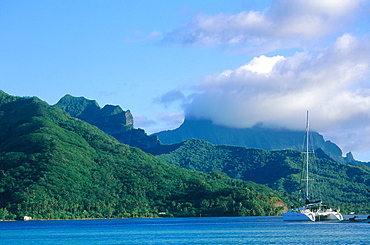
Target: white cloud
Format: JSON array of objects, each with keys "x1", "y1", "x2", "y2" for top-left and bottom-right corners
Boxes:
[
  {"x1": 163, "y1": 0, "x2": 366, "y2": 53},
  {"x1": 268, "y1": 0, "x2": 362, "y2": 37},
  {"x1": 238, "y1": 55, "x2": 285, "y2": 75},
  {"x1": 184, "y1": 34, "x2": 370, "y2": 153}
]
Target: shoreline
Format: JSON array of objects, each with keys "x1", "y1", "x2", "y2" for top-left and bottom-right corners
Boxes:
[
  {"x1": 2, "y1": 214, "x2": 369, "y2": 222},
  {"x1": 0, "y1": 217, "x2": 157, "y2": 222}
]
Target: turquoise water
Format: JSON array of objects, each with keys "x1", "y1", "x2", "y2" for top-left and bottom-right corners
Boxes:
[{"x1": 1, "y1": 216, "x2": 369, "y2": 244}]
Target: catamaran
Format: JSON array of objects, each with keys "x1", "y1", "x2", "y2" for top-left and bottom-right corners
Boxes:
[{"x1": 282, "y1": 111, "x2": 343, "y2": 221}]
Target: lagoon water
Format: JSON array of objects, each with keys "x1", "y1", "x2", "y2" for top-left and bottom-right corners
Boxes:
[{"x1": 1, "y1": 216, "x2": 369, "y2": 244}]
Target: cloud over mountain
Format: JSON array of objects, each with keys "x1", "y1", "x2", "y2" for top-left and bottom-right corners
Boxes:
[{"x1": 184, "y1": 34, "x2": 370, "y2": 153}]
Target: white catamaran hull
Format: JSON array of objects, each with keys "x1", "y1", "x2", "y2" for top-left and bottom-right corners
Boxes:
[
  {"x1": 283, "y1": 210, "x2": 315, "y2": 221},
  {"x1": 316, "y1": 211, "x2": 343, "y2": 221},
  {"x1": 283, "y1": 209, "x2": 343, "y2": 222}
]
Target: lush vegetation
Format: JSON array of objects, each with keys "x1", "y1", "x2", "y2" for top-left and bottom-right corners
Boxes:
[
  {"x1": 154, "y1": 139, "x2": 370, "y2": 214},
  {"x1": 0, "y1": 91, "x2": 284, "y2": 220}
]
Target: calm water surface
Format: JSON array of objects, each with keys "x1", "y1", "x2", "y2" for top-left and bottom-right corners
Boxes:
[{"x1": 1, "y1": 216, "x2": 369, "y2": 244}]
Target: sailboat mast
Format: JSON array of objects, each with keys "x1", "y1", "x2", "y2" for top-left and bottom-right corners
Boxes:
[{"x1": 305, "y1": 110, "x2": 309, "y2": 201}]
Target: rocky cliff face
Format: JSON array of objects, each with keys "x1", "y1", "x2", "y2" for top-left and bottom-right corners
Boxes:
[
  {"x1": 55, "y1": 95, "x2": 160, "y2": 150},
  {"x1": 56, "y1": 94, "x2": 133, "y2": 134},
  {"x1": 153, "y1": 118, "x2": 346, "y2": 163}
]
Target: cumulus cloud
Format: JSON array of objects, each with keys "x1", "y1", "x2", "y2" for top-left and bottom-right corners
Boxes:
[
  {"x1": 184, "y1": 34, "x2": 370, "y2": 141},
  {"x1": 163, "y1": 0, "x2": 365, "y2": 53},
  {"x1": 237, "y1": 55, "x2": 285, "y2": 74}
]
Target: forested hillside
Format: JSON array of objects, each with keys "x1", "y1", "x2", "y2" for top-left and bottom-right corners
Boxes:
[
  {"x1": 152, "y1": 139, "x2": 370, "y2": 213},
  {"x1": 0, "y1": 91, "x2": 284, "y2": 220}
]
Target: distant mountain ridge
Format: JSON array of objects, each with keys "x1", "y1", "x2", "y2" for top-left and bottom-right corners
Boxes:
[
  {"x1": 55, "y1": 95, "x2": 355, "y2": 164},
  {"x1": 154, "y1": 118, "x2": 349, "y2": 164},
  {"x1": 55, "y1": 95, "x2": 160, "y2": 150}
]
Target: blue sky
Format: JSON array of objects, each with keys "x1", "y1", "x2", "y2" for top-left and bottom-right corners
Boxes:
[{"x1": 1, "y1": 0, "x2": 370, "y2": 161}]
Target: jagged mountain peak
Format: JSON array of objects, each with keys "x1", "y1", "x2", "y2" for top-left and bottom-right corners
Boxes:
[
  {"x1": 56, "y1": 94, "x2": 133, "y2": 131},
  {"x1": 56, "y1": 94, "x2": 100, "y2": 118},
  {"x1": 55, "y1": 94, "x2": 158, "y2": 150}
]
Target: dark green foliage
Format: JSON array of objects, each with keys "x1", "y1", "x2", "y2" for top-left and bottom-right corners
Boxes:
[
  {"x1": 0, "y1": 91, "x2": 283, "y2": 220},
  {"x1": 155, "y1": 138, "x2": 370, "y2": 214}
]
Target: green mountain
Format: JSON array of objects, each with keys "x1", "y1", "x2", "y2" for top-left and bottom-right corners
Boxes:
[
  {"x1": 51, "y1": 94, "x2": 370, "y2": 213},
  {"x1": 154, "y1": 118, "x2": 348, "y2": 163},
  {"x1": 55, "y1": 95, "x2": 160, "y2": 150},
  {"x1": 151, "y1": 138, "x2": 370, "y2": 213},
  {"x1": 0, "y1": 91, "x2": 284, "y2": 220}
]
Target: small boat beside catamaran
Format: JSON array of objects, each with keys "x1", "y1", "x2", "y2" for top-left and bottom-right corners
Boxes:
[
  {"x1": 282, "y1": 111, "x2": 343, "y2": 222},
  {"x1": 344, "y1": 215, "x2": 370, "y2": 223}
]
